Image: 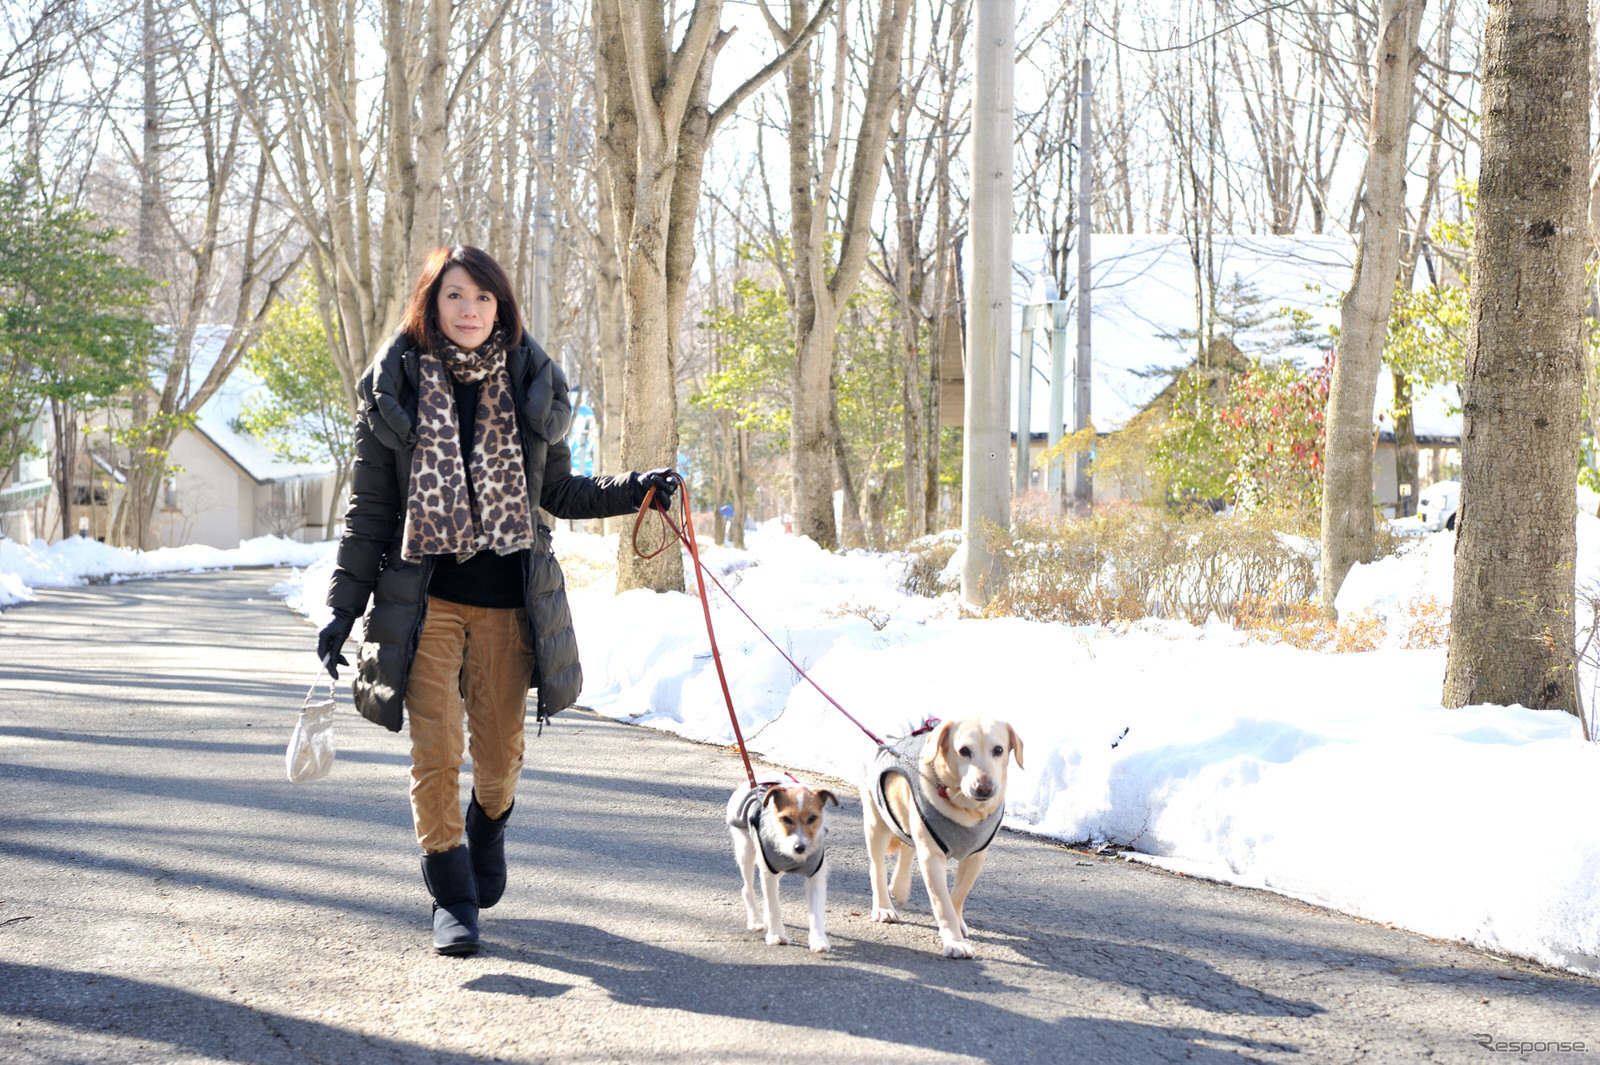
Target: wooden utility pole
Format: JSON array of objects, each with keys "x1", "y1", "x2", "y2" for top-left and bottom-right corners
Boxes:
[{"x1": 961, "y1": 0, "x2": 1013, "y2": 606}]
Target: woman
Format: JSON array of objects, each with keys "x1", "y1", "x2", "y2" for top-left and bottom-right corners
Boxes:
[{"x1": 316, "y1": 245, "x2": 673, "y2": 956}]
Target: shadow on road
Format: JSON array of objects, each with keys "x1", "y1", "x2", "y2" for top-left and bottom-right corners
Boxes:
[
  {"x1": 0, "y1": 960, "x2": 488, "y2": 1065},
  {"x1": 493, "y1": 918, "x2": 1304, "y2": 1064}
]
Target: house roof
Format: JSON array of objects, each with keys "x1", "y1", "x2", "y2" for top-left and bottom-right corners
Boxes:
[
  {"x1": 1000, "y1": 233, "x2": 1461, "y2": 442},
  {"x1": 171, "y1": 326, "x2": 335, "y2": 484}
]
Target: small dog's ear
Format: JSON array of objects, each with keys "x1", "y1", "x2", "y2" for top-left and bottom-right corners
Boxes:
[
  {"x1": 762, "y1": 786, "x2": 785, "y2": 809},
  {"x1": 1006, "y1": 723, "x2": 1025, "y2": 769},
  {"x1": 816, "y1": 788, "x2": 840, "y2": 808}
]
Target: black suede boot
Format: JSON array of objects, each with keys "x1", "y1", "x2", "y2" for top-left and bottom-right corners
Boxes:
[
  {"x1": 465, "y1": 793, "x2": 512, "y2": 909},
  {"x1": 420, "y1": 845, "x2": 480, "y2": 956}
]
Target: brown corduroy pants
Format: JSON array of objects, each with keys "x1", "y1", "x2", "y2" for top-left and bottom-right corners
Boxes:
[{"x1": 406, "y1": 597, "x2": 535, "y2": 853}]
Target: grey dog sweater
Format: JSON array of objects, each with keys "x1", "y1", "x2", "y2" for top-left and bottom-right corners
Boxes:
[
  {"x1": 869, "y1": 730, "x2": 1004, "y2": 860},
  {"x1": 727, "y1": 783, "x2": 826, "y2": 878}
]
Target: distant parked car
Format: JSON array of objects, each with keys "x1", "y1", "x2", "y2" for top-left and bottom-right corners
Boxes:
[{"x1": 1417, "y1": 479, "x2": 1459, "y2": 532}]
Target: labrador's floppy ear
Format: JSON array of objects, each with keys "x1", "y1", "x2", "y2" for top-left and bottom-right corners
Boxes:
[
  {"x1": 1006, "y1": 723, "x2": 1025, "y2": 770},
  {"x1": 927, "y1": 718, "x2": 959, "y2": 781}
]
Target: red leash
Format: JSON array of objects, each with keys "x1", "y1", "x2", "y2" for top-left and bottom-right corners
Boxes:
[{"x1": 630, "y1": 476, "x2": 885, "y2": 789}]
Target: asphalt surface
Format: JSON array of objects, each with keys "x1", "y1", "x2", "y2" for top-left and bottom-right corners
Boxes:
[{"x1": 1, "y1": 568, "x2": 1598, "y2": 1065}]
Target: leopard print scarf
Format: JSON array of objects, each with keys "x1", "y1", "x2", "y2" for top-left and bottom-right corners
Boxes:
[{"x1": 401, "y1": 331, "x2": 536, "y2": 563}]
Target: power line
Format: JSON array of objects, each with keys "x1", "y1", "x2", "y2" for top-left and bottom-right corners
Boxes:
[{"x1": 1085, "y1": 1, "x2": 1301, "y2": 55}]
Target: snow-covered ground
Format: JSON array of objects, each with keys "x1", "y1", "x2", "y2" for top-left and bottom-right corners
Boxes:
[{"x1": 3, "y1": 517, "x2": 1598, "y2": 978}]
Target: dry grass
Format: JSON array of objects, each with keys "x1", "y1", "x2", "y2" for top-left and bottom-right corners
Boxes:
[
  {"x1": 1232, "y1": 590, "x2": 1449, "y2": 653},
  {"x1": 823, "y1": 602, "x2": 893, "y2": 631},
  {"x1": 967, "y1": 505, "x2": 1318, "y2": 627},
  {"x1": 901, "y1": 531, "x2": 961, "y2": 598},
  {"x1": 1398, "y1": 596, "x2": 1451, "y2": 650},
  {"x1": 901, "y1": 505, "x2": 1441, "y2": 655}
]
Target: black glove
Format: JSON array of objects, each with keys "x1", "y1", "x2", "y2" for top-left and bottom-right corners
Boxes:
[
  {"x1": 636, "y1": 467, "x2": 678, "y2": 512},
  {"x1": 317, "y1": 611, "x2": 355, "y2": 680}
]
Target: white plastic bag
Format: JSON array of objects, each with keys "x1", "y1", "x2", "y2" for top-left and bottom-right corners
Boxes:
[{"x1": 286, "y1": 676, "x2": 337, "y2": 783}]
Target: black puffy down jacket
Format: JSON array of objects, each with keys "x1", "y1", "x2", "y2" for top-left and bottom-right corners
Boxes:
[{"x1": 326, "y1": 330, "x2": 645, "y2": 731}]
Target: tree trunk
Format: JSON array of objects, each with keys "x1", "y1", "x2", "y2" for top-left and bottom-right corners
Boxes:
[
  {"x1": 1391, "y1": 0, "x2": 1458, "y2": 520},
  {"x1": 594, "y1": 0, "x2": 688, "y2": 592},
  {"x1": 1318, "y1": 0, "x2": 1425, "y2": 612},
  {"x1": 1443, "y1": 0, "x2": 1588, "y2": 723},
  {"x1": 1392, "y1": 369, "x2": 1419, "y2": 515},
  {"x1": 593, "y1": 157, "x2": 628, "y2": 534},
  {"x1": 137, "y1": 0, "x2": 160, "y2": 271},
  {"x1": 1584, "y1": 46, "x2": 1600, "y2": 503},
  {"x1": 927, "y1": 2, "x2": 965, "y2": 536},
  {"x1": 891, "y1": 56, "x2": 926, "y2": 540},
  {"x1": 832, "y1": 397, "x2": 865, "y2": 549},
  {"x1": 409, "y1": 0, "x2": 450, "y2": 269},
  {"x1": 614, "y1": 164, "x2": 687, "y2": 592},
  {"x1": 733, "y1": 425, "x2": 748, "y2": 550},
  {"x1": 50, "y1": 399, "x2": 76, "y2": 541},
  {"x1": 782, "y1": 0, "x2": 912, "y2": 550},
  {"x1": 933, "y1": 247, "x2": 962, "y2": 529}
]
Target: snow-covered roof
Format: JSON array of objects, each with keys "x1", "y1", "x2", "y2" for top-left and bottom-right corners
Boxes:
[
  {"x1": 1000, "y1": 233, "x2": 1460, "y2": 441},
  {"x1": 171, "y1": 326, "x2": 335, "y2": 484}
]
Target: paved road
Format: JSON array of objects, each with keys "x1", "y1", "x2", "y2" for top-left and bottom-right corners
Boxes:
[{"x1": 1, "y1": 570, "x2": 1597, "y2": 1065}]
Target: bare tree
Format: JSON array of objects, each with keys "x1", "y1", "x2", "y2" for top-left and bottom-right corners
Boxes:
[
  {"x1": 0, "y1": 0, "x2": 113, "y2": 161},
  {"x1": 1148, "y1": 4, "x2": 1231, "y2": 375},
  {"x1": 70, "y1": 0, "x2": 303, "y2": 548},
  {"x1": 1225, "y1": 4, "x2": 1308, "y2": 234},
  {"x1": 1390, "y1": 0, "x2": 1462, "y2": 514},
  {"x1": 770, "y1": 0, "x2": 912, "y2": 551},
  {"x1": 191, "y1": 0, "x2": 507, "y2": 420},
  {"x1": 1443, "y1": 0, "x2": 1588, "y2": 726},
  {"x1": 1319, "y1": 0, "x2": 1426, "y2": 612},
  {"x1": 592, "y1": 0, "x2": 830, "y2": 590},
  {"x1": 896, "y1": 0, "x2": 968, "y2": 538}
]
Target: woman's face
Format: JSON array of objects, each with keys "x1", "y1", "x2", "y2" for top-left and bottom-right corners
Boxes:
[{"x1": 435, "y1": 265, "x2": 498, "y2": 351}]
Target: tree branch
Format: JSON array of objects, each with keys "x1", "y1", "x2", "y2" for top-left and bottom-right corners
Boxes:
[{"x1": 708, "y1": 0, "x2": 835, "y2": 137}]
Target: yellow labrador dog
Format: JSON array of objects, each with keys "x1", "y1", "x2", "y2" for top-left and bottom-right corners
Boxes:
[{"x1": 861, "y1": 717, "x2": 1024, "y2": 958}]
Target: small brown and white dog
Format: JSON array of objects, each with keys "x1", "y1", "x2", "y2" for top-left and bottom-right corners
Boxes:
[
  {"x1": 726, "y1": 779, "x2": 839, "y2": 952},
  {"x1": 861, "y1": 717, "x2": 1024, "y2": 959}
]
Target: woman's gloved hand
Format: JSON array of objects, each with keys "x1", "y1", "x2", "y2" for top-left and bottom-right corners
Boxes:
[
  {"x1": 317, "y1": 611, "x2": 355, "y2": 679},
  {"x1": 635, "y1": 468, "x2": 678, "y2": 512}
]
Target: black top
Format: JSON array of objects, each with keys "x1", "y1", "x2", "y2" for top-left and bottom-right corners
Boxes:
[{"x1": 426, "y1": 378, "x2": 528, "y2": 609}]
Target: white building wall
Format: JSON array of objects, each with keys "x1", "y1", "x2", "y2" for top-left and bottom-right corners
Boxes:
[{"x1": 165, "y1": 432, "x2": 253, "y2": 549}]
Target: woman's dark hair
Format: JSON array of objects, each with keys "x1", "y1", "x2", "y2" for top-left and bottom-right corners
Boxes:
[{"x1": 398, "y1": 245, "x2": 524, "y2": 351}]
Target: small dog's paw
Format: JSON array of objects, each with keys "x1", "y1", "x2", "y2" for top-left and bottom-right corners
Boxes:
[
  {"x1": 745, "y1": 914, "x2": 765, "y2": 931},
  {"x1": 940, "y1": 932, "x2": 976, "y2": 959},
  {"x1": 766, "y1": 931, "x2": 789, "y2": 946},
  {"x1": 870, "y1": 906, "x2": 899, "y2": 923},
  {"x1": 809, "y1": 934, "x2": 831, "y2": 953}
]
